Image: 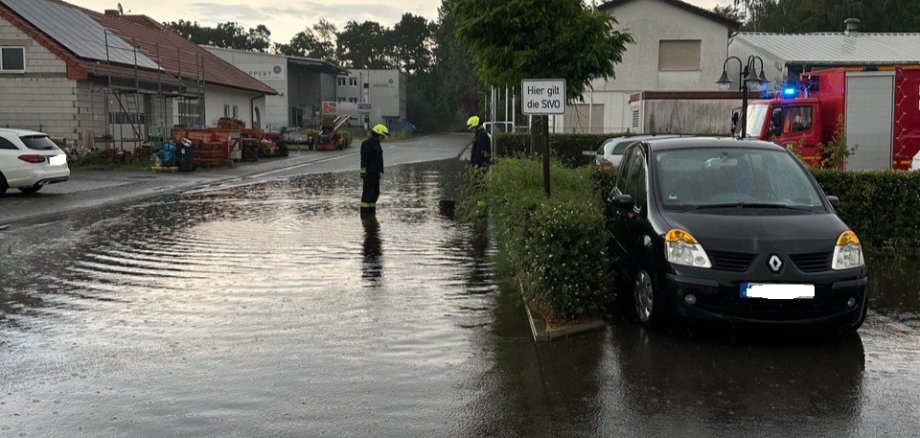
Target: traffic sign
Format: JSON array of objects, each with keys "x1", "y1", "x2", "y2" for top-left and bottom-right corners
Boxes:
[{"x1": 521, "y1": 79, "x2": 567, "y2": 115}]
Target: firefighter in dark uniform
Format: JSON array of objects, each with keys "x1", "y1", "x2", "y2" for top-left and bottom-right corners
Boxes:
[
  {"x1": 360, "y1": 123, "x2": 388, "y2": 217},
  {"x1": 467, "y1": 116, "x2": 491, "y2": 167}
]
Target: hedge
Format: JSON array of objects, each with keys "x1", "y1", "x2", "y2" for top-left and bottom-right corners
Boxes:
[
  {"x1": 812, "y1": 170, "x2": 920, "y2": 248},
  {"x1": 589, "y1": 165, "x2": 920, "y2": 249},
  {"x1": 458, "y1": 158, "x2": 612, "y2": 320},
  {"x1": 495, "y1": 133, "x2": 631, "y2": 168}
]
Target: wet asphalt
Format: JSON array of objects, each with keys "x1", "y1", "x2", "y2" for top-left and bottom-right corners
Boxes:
[{"x1": 1, "y1": 155, "x2": 919, "y2": 437}]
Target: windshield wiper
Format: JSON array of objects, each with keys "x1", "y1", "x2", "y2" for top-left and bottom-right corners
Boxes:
[{"x1": 694, "y1": 202, "x2": 815, "y2": 212}]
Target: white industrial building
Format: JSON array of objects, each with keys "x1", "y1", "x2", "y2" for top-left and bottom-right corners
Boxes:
[
  {"x1": 335, "y1": 69, "x2": 407, "y2": 127},
  {"x1": 206, "y1": 47, "x2": 346, "y2": 130},
  {"x1": 561, "y1": 0, "x2": 741, "y2": 134}
]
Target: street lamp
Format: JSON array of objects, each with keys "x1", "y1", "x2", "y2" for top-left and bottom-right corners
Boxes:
[{"x1": 716, "y1": 55, "x2": 769, "y2": 138}]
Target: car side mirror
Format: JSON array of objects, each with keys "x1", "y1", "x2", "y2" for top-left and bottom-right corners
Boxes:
[
  {"x1": 608, "y1": 194, "x2": 634, "y2": 211},
  {"x1": 827, "y1": 195, "x2": 840, "y2": 208}
]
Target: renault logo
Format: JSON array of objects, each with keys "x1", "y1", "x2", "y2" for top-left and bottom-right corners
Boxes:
[{"x1": 768, "y1": 255, "x2": 783, "y2": 273}]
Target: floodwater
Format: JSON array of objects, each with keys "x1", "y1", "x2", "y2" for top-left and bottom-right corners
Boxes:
[{"x1": 1, "y1": 160, "x2": 918, "y2": 437}]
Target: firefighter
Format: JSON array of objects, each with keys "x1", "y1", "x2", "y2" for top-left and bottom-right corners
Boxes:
[
  {"x1": 360, "y1": 123, "x2": 388, "y2": 217},
  {"x1": 467, "y1": 116, "x2": 492, "y2": 167}
]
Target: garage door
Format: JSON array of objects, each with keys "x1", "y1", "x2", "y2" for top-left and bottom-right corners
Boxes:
[{"x1": 846, "y1": 74, "x2": 894, "y2": 170}]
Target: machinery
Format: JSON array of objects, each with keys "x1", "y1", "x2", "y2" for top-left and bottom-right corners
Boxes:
[
  {"x1": 742, "y1": 66, "x2": 920, "y2": 170},
  {"x1": 314, "y1": 114, "x2": 352, "y2": 151}
]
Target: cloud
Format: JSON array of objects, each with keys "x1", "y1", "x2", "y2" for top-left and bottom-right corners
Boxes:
[{"x1": 191, "y1": 1, "x2": 414, "y2": 27}]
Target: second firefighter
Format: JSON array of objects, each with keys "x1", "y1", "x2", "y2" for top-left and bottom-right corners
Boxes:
[{"x1": 360, "y1": 124, "x2": 388, "y2": 216}]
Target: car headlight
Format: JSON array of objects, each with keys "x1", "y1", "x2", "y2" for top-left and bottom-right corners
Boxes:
[
  {"x1": 832, "y1": 230, "x2": 865, "y2": 270},
  {"x1": 665, "y1": 229, "x2": 712, "y2": 269}
]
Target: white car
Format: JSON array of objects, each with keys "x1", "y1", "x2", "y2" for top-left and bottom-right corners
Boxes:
[
  {"x1": 595, "y1": 135, "x2": 680, "y2": 170},
  {"x1": 0, "y1": 128, "x2": 70, "y2": 196}
]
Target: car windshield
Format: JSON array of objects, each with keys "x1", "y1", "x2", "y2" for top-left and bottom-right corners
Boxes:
[
  {"x1": 20, "y1": 135, "x2": 57, "y2": 151},
  {"x1": 655, "y1": 147, "x2": 825, "y2": 211}
]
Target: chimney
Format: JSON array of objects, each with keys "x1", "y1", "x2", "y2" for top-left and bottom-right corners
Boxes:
[
  {"x1": 845, "y1": 18, "x2": 860, "y2": 36},
  {"x1": 104, "y1": 9, "x2": 121, "y2": 16}
]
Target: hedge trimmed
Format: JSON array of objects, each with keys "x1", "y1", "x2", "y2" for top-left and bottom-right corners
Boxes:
[
  {"x1": 459, "y1": 158, "x2": 612, "y2": 320},
  {"x1": 589, "y1": 165, "x2": 920, "y2": 248},
  {"x1": 495, "y1": 133, "x2": 631, "y2": 168},
  {"x1": 812, "y1": 170, "x2": 920, "y2": 248}
]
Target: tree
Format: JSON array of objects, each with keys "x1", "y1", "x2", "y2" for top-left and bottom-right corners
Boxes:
[
  {"x1": 713, "y1": 4, "x2": 746, "y2": 23},
  {"x1": 392, "y1": 14, "x2": 434, "y2": 75},
  {"x1": 734, "y1": 0, "x2": 920, "y2": 32},
  {"x1": 163, "y1": 20, "x2": 272, "y2": 52},
  {"x1": 452, "y1": 0, "x2": 632, "y2": 195},
  {"x1": 336, "y1": 21, "x2": 393, "y2": 69}
]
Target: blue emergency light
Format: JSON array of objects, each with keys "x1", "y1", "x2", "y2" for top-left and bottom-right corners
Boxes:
[{"x1": 782, "y1": 87, "x2": 797, "y2": 97}]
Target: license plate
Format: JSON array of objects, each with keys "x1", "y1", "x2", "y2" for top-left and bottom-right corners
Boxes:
[
  {"x1": 741, "y1": 283, "x2": 815, "y2": 300},
  {"x1": 49, "y1": 154, "x2": 67, "y2": 166}
]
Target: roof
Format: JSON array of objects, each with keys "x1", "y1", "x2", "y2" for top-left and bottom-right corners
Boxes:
[
  {"x1": 87, "y1": 13, "x2": 276, "y2": 94},
  {"x1": 206, "y1": 46, "x2": 347, "y2": 76},
  {"x1": 0, "y1": 0, "x2": 275, "y2": 95},
  {"x1": 642, "y1": 137, "x2": 783, "y2": 151},
  {"x1": 733, "y1": 33, "x2": 920, "y2": 66},
  {"x1": 599, "y1": 0, "x2": 741, "y2": 30},
  {"x1": 0, "y1": 128, "x2": 47, "y2": 137}
]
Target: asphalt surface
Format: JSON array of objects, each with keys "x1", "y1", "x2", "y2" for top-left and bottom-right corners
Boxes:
[{"x1": 1, "y1": 138, "x2": 918, "y2": 437}]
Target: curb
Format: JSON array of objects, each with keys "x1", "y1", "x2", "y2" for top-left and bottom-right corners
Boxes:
[{"x1": 519, "y1": 281, "x2": 608, "y2": 342}]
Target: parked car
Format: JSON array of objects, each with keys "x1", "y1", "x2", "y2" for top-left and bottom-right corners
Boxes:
[
  {"x1": 0, "y1": 128, "x2": 70, "y2": 196},
  {"x1": 606, "y1": 137, "x2": 867, "y2": 330},
  {"x1": 595, "y1": 135, "x2": 679, "y2": 170}
]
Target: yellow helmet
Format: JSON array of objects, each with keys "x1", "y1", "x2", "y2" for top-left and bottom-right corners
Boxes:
[
  {"x1": 372, "y1": 124, "x2": 389, "y2": 136},
  {"x1": 466, "y1": 115, "x2": 480, "y2": 128}
]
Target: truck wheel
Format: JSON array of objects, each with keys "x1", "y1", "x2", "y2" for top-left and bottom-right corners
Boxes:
[{"x1": 0, "y1": 172, "x2": 7, "y2": 197}]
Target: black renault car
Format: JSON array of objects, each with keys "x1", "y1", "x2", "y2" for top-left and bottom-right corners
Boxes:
[{"x1": 607, "y1": 138, "x2": 867, "y2": 330}]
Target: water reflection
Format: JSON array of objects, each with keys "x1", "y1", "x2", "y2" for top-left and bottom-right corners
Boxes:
[{"x1": 361, "y1": 215, "x2": 383, "y2": 286}]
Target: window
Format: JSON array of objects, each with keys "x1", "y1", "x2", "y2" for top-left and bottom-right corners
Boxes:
[
  {"x1": 223, "y1": 104, "x2": 231, "y2": 117},
  {"x1": 632, "y1": 110, "x2": 640, "y2": 129},
  {"x1": 0, "y1": 136, "x2": 18, "y2": 150},
  {"x1": 616, "y1": 145, "x2": 637, "y2": 193},
  {"x1": 349, "y1": 77, "x2": 358, "y2": 87},
  {"x1": 348, "y1": 98, "x2": 358, "y2": 103},
  {"x1": 232, "y1": 105, "x2": 239, "y2": 119},
  {"x1": 0, "y1": 47, "x2": 25, "y2": 73},
  {"x1": 20, "y1": 135, "x2": 56, "y2": 151},
  {"x1": 658, "y1": 40, "x2": 701, "y2": 71},
  {"x1": 337, "y1": 97, "x2": 346, "y2": 103},
  {"x1": 782, "y1": 106, "x2": 814, "y2": 133},
  {"x1": 625, "y1": 148, "x2": 648, "y2": 209},
  {"x1": 337, "y1": 77, "x2": 347, "y2": 86}
]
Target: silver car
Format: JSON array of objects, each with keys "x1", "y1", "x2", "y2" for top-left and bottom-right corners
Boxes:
[{"x1": 595, "y1": 135, "x2": 680, "y2": 170}]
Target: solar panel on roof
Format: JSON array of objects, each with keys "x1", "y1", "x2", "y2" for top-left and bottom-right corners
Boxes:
[{"x1": 0, "y1": 0, "x2": 161, "y2": 70}]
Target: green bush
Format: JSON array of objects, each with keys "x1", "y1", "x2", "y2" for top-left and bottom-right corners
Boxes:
[
  {"x1": 495, "y1": 133, "x2": 632, "y2": 168},
  {"x1": 459, "y1": 158, "x2": 611, "y2": 320},
  {"x1": 812, "y1": 170, "x2": 920, "y2": 248}
]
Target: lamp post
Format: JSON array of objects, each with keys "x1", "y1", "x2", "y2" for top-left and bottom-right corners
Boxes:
[{"x1": 716, "y1": 55, "x2": 769, "y2": 139}]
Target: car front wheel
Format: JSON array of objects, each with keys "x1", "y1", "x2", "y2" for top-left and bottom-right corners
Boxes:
[{"x1": 634, "y1": 270, "x2": 663, "y2": 327}]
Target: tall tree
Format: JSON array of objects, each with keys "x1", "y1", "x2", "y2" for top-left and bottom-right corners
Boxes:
[
  {"x1": 453, "y1": 0, "x2": 632, "y2": 195},
  {"x1": 274, "y1": 21, "x2": 336, "y2": 59},
  {"x1": 392, "y1": 13, "x2": 434, "y2": 75},
  {"x1": 164, "y1": 20, "x2": 272, "y2": 52},
  {"x1": 734, "y1": 0, "x2": 920, "y2": 32},
  {"x1": 336, "y1": 21, "x2": 393, "y2": 69}
]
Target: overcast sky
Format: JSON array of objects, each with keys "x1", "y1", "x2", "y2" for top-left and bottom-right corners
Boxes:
[{"x1": 68, "y1": 0, "x2": 731, "y2": 44}]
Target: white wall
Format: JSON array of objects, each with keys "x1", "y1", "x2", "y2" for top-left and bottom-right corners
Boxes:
[
  {"x1": 566, "y1": 0, "x2": 734, "y2": 134},
  {"x1": 728, "y1": 37, "x2": 787, "y2": 92},
  {"x1": 336, "y1": 69, "x2": 406, "y2": 125},
  {"x1": 204, "y1": 84, "x2": 265, "y2": 128},
  {"x1": 207, "y1": 47, "x2": 288, "y2": 129},
  {"x1": 0, "y1": 15, "x2": 79, "y2": 144}
]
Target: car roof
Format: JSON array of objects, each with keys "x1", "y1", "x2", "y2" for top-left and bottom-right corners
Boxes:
[
  {"x1": 0, "y1": 128, "x2": 48, "y2": 137},
  {"x1": 640, "y1": 137, "x2": 786, "y2": 152}
]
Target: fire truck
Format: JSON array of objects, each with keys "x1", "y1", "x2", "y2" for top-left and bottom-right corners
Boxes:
[{"x1": 742, "y1": 66, "x2": 920, "y2": 170}]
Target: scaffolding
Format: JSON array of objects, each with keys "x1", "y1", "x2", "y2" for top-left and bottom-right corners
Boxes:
[{"x1": 89, "y1": 29, "x2": 206, "y2": 151}]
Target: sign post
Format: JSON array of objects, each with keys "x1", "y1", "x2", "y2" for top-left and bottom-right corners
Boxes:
[{"x1": 522, "y1": 79, "x2": 566, "y2": 196}]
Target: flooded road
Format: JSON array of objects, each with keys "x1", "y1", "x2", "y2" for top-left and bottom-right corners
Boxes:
[{"x1": 1, "y1": 160, "x2": 918, "y2": 437}]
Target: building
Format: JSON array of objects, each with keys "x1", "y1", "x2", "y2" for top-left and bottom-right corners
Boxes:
[
  {"x1": 730, "y1": 21, "x2": 920, "y2": 87},
  {"x1": 335, "y1": 69, "x2": 407, "y2": 127},
  {"x1": 562, "y1": 0, "x2": 740, "y2": 134},
  {"x1": 0, "y1": 0, "x2": 275, "y2": 150},
  {"x1": 206, "y1": 47, "x2": 346, "y2": 130}
]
